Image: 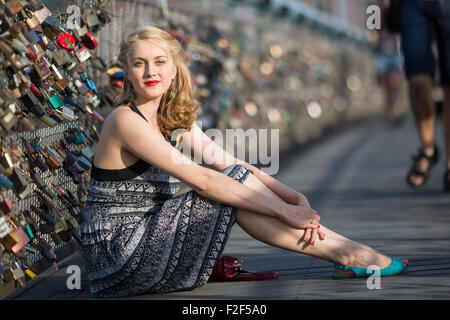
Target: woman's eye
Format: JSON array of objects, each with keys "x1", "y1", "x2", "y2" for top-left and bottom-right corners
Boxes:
[{"x1": 134, "y1": 60, "x2": 165, "y2": 66}]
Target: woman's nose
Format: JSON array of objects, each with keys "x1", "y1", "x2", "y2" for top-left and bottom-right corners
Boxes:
[{"x1": 144, "y1": 63, "x2": 156, "y2": 77}]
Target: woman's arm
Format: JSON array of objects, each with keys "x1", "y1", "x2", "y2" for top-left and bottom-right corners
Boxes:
[
  {"x1": 176, "y1": 122, "x2": 310, "y2": 207},
  {"x1": 114, "y1": 110, "x2": 320, "y2": 230},
  {"x1": 226, "y1": 159, "x2": 310, "y2": 207}
]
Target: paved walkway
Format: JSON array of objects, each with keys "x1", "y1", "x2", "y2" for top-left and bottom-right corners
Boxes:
[{"x1": 6, "y1": 117, "x2": 450, "y2": 300}]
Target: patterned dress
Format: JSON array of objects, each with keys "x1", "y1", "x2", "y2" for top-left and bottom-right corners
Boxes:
[{"x1": 81, "y1": 104, "x2": 253, "y2": 298}]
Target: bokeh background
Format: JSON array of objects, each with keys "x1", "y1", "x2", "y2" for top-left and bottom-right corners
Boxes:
[{"x1": 45, "y1": 0, "x2": 407, "y2": 155}]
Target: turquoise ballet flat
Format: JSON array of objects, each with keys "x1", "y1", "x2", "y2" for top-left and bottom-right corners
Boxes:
[{"x1": 333, "y1": 257, "x2": 408, "y2": 279}]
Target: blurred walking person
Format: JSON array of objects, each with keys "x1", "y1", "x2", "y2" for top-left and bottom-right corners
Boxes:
[
  {"x1": 373, "y1": 28, "x2": 406, "y2": 125},
  {"x1": 394, "y1": 0, "x2": 450, "y2": 191}
]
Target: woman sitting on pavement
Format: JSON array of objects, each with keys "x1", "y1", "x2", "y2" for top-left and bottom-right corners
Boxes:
[{"x1": 81, "y1": 26, "x2": 408, "y2": 298}]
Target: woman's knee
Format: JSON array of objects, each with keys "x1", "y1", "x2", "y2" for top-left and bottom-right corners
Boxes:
[{"x1": 409, "y1": 74, "x2": 433, "y2": 89}]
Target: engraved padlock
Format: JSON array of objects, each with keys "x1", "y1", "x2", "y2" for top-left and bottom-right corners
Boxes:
[{"x1": 10, "y1": 260, "x2": 26, "y2": 287}]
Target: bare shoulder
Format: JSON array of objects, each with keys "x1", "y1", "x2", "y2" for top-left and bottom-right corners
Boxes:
[
  {"x1": 104, "y1": 105, "x2": 145, "y2": 132},
  {"x1": 106, "y1": 105, "x2": 135, "y2": 123}
]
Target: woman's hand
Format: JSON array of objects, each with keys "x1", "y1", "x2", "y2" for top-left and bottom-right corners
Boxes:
[
  {"x1": 296, "y1": 193, "x2": 311, "y2": 208},
  {"x1": 295, "y1": 193, "x2": 326, "y2": 245},
  {"x1": 279, "y1": 204, "x2": 321, "y2": 230}
]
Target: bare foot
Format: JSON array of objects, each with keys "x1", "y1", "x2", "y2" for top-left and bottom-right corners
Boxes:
[{"x1": 281, "y1": 204, "x2": 321, "y2": 230}]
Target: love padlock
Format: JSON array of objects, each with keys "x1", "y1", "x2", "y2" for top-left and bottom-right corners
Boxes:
[
  {"x1": 57, "y1": 32, "x2": 75, "y2": 50},
  {"x1": 80, "y1": 72, "x2": 96, "y2": 90},
  {"x1": 82, "y1": 32, "x2": 97, "y2": 49}
]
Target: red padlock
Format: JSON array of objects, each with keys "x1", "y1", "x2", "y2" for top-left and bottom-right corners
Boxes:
[
  {"x1": 29, "y1": 82, "x2": 41, "y2": 97},
  {"x1": 27, "y1": 46, "x2": 37, "y2": 61},
  {"x1": 112, "y1": 80, "x2": 124, "y2": 88},
  {"x1": 57, "y1": 32, "x2": 76, "y2": 50},
  {"x1": 75, "y1": 46, "x2": 91, "y2": 63},
  {"x1": 82, "y1": 32, "x2": 97, "y2": 49}
]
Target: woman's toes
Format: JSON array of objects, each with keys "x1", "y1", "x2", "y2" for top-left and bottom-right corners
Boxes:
[
  {"x1": 337, "y1": 269, "x2": 355, "y2": 276},
  {"x1": 402, "y1": 258, "x2": 408, "y2": 267}
]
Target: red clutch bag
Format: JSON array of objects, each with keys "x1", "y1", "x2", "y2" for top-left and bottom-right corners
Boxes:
[{"x1": 209, "y1": 256, "x2": 279, "y2": 282}]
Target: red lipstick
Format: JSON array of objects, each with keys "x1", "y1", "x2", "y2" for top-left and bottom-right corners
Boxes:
[{"x1": 145, "y1": 80, "x2": 160, "y2": 86}]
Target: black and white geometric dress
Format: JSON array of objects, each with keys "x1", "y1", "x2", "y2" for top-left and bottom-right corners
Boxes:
[{"x1": 81, "y1": 104, "x2": 253, "y2": 298}]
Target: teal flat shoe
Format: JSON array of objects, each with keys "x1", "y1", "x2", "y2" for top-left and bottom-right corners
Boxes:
[{"x1": 333, "y1": 257, "x2": 408, "y2": 279}]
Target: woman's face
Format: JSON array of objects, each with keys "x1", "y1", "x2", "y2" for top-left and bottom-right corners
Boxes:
[{"x1": 126, "y1": 39, "x2": 177, "y2": 102}]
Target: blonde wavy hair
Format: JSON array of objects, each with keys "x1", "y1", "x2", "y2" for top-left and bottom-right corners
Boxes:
[{"x1": 114, "y1": 25, "x2": 199, "y2": 139}]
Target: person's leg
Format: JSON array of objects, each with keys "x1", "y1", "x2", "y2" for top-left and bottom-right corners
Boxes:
[
  {"x1": 375, "y1": 55, "x2": 396, "y2": 123},
  {"x1": 443, "y1": 86, "x2": 450, "y2": 186},
  {"x1": 386, "y1": 70, "x2": 405, "y2": 122},
  {"x1": 436, "y1": 1, "x2": 450, "y2": 181},
  {"x1": 401, "y1": 0, "x2": 438, "y2": 186},
  {"x1": 235, "y1": 173, "x2": 407, "y2": 274},
  {"x1": 378, "y1": 72, "x2": 392, "y2": 122},
  {"x1": 408, "y1": 74, "x2": 436, "y2": 159},
  {"x1": 442, "y1": 85, "x2": 450, "y2": 192}
]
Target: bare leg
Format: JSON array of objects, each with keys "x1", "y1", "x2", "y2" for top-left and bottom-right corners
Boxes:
[
  {"x1": 386, "y1": 71, "x2": 406, "y2": 122},
  {"x1": 407, "y1": 74, "x2": 437, "y2": 186},
  {"x1": 236, "y1": 173, "x2": 408, "y2": 274},
  {"x1": 381, "y1": 73, "x2": 396, "y2": 123},
  {"x1": 443, "y1": 86, "x2": 450, "y2": 171}
]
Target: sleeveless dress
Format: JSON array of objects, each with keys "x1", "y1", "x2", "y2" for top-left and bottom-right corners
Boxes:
[{"x1": 81, "y1": 103, "x2": 253, "y2": 298}]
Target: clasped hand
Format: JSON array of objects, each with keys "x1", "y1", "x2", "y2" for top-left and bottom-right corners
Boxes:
[{"x1": 281, "y1": 194, "x2": 326, "y2": 246}]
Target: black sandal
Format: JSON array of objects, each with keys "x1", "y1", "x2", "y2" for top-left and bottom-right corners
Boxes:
[
  {"x1": 444, "y1": 170, "x2": 450, "y2": 193},
  {"x1": 406, "y1": 145, "x2": 440, "y2": 188}
]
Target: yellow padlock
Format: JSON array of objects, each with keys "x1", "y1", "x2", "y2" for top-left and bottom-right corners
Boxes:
[{"x1": 25, "y1": 269, "x2": 37, "y2": 279}]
